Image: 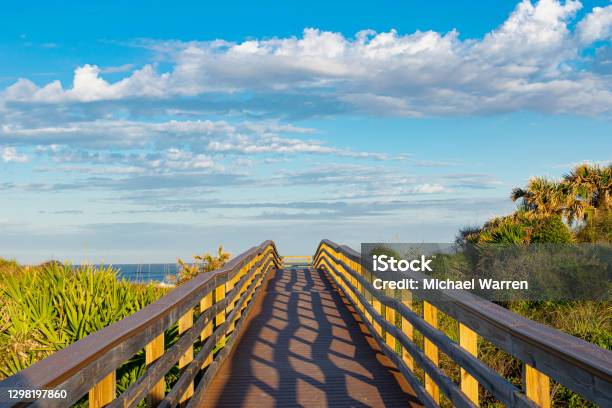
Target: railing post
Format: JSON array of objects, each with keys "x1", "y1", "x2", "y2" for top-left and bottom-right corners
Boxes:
[
  {"x1": 226, "y1": 265, "x2": 239, "y2": 334},
  {"x1": 385, "y1": 288, "x2": 396, "y2": 351},
  {"x1": 372, "y1": 294, "x2": 383, "y2": 337},
  {"x1": 88, "y1": 371, "x2": 115, "y2": 408},
  {"x1": 215, "y1": 279, "x2": 226, "y2": 345},
  {"x1": 459, "y1": 323, "x2": 479, "y2": 404},
  {"x1": 200, "y1": 291, "x2": 213, "y2": 369},
  {"x1": 423, "y1": 301, "x2": 440, "y2": 404},
  {"x1": 524, "y1": 364, "x2": 551, "y2": 407},
  {"x1": 178, "y1": 309, "x2": 194, "y2": 405},
  {"x1": 401, "y1": 291, "x2": 414, "y2": 371},
  {"x1": 145, "y1": 333, "x2": 165, "y2": 407}
]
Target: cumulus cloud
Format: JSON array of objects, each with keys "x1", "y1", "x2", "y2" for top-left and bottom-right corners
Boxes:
[
  {"x1": 2, "y1": 1, "x2": 611, "y2": 116},
  {"x1": 4, "y1": 64, "x2": 168, "y2": 103},
  {"x1": 577, "y1": 4, "x2": 612, "y2": 44},
  {"x1": 1, "y1": 146, "x2": 28, "y2": 163}
]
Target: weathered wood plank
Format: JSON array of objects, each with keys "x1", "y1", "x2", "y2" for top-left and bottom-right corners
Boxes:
[
  {"x1": 199, "y1": 292, "x2": 213, "y2": 370},
  {"x1": 460, "y1": 323, "x2": 479, "y2": 405},
  {"x1": 525, "y1": 364, "x2": 550, "y2": 408},
  {"x1": 423, "y1": 301, "x2": 440, "y2": 404},
  {"x1": 385, "y1": 287, "x2": 397, "y2": 351},
  {"x1": 88, "y1": 371, "x2": 115, "y2": 408},
  {"x1": 178, "y1": 310, "x2": 194, "y2": 406},
  {"x1": 402, "y1": 292, "x2": 415, "y2": 371},
  {"x1": 215, "y1": 282, "x2": 226, "y2": 347},
  {"x1": 145, "y1": 333, "x2": 165, "y2": 407}
]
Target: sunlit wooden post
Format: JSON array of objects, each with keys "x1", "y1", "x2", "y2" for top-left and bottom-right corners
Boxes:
[
  {"x1": 178, "y1": 309, "x2": 194, "y2": 405},
  {"x1": 88, "y1": 371, "x2": 115, "y2": 408},
  {"x1": 423, "y1": 301, "x2": 440, "y2": 404},
  {"x1": 355, "y1": 262, "x2": 366, "y2": 315},
  {"x1": 525, "y1": 364, "x2": 551, "y2": 407},
  {"x1": 372, "y1": 282, "x2": 383, "y2": 337},
  {"x1": 226, "y1": 266, "x2": 239, "y2": 334},
  {"x1": 144, "y1": 333, "x2": 165, "y2": 406},
  {"x1": 385, "y1": 288, "x2": 396, "y2": 351},
  {"x1": 215, "y1": 280, "x2": 226, "y2": 345},
  {"x1": 200, "y1": 292, "x2": 213, "y2": 369},
  {"x1": 459, "y1": 323, "x2": 479, "y2": 404},
  {"x1": 402, "y1": 291, "x2": 414, "y2": 370}
]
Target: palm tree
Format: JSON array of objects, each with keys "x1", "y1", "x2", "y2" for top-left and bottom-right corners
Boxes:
[
  {"x1": 562, "y1": 163, "x2": 612, "y2": 221},
  {"x1": 563, "y1": 163, "x2": 612, "y2": 213},
  {"x1": 510, "y1": 177, "x2": 566, "y2": 217}
]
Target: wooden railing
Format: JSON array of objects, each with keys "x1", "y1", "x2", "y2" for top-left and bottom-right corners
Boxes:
[
  {"x1": 314, "y1": 239, "x2": 612, "y2": 408},
  {"x1": 0, "y1": 241, "x2": 281, "y2": 408}
]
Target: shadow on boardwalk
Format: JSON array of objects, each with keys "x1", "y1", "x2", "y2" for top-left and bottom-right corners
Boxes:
[{"x1": 200, "y1": 267, "x2": 422, "y2": 407}]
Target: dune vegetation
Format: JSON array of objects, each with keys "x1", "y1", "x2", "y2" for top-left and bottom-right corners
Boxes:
[
  {"x1": 449, "y1": 163, "x2": 611, "y2": 407},
  {"x1": 0, "y1": 261, "x2": 168, "y2": 380},
  {"x1": 0, "y1": 247, "x2": 230, "y2": 406}
]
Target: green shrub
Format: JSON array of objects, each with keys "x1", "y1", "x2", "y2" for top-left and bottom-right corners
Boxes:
[
  {"x1": 576, "y1": 210, "x2": 612, "y2": 243},
  {"x1": 169, "y1": 245, "x2": 230, "y2": 285},
  {"x1": 531, "y1": 215, "x2": 574, "y2": 243},
  {"x1": 461, "y1": 213, "x2": 575, "y2": 245},
  {"x1": 0, "y1": 261, "x2": 168, "y2": 379}
]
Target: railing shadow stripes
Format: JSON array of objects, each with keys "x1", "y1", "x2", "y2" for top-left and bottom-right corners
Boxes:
[
  {"x1": 314, "y1": 239, "x2": 612, "y2": 408},
  {"x1": 0, "y1": 241, "x2": 281, "y2": 408}
]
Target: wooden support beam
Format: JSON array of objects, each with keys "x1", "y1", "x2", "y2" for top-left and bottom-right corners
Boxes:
[
  {"x1": 459, "y1": 323, "x2": 479, "y2": 404},
  {"x1": 402, "y1": 292, "x2": 414, "y2": 371},
  {"x1": 215, "y1": 282, "x2": 226, "y2": 346},
  {"x1": 178, "y1": 309, "x2": 194, "y2": 406},
  {"x1": 226, "y1": 270, "x2": 238, "y2": 334},
  {"x1": 200, "y1": 292, "x2": 214, "y2": 369},
  {"x1": 525, "y1": 364, "x2": 551, "y2": 407},
  {"x1": 145, "y1": 333, "x2": 165, "y2": 407},
  {"x1": 423, "y1": 301, "x2": 440, "y2": 404},
  {"x1": 385, "y1": 288, "x2": 396, "y2": 351},
  {"x1": 88, "y1": 371, "x2": 115, "y2": 408},
  {"x1": 372, "y1": 297, "x2": 383, "y2": 336}
]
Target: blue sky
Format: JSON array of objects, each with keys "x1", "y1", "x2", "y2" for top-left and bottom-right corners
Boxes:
[{"x1": 1, "y1": 0, "x2": 611, "y2": 263}]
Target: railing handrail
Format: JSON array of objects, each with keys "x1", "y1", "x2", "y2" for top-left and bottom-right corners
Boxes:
[
  {"x1": 315, "y1": 239, "x2": 612, "y2": 407},
  {"x1": 0, "y1": 240, "x2": 280, "y2": 406}
]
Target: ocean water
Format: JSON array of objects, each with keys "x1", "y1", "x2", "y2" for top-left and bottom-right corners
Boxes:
[{"x1": 100, "y1": 263, "x2": 180, "y2": 283}]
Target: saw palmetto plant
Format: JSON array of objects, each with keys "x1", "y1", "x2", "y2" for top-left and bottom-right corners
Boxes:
[{"x1": 0, "y1": 260, "x2": 170, "y2": 396}]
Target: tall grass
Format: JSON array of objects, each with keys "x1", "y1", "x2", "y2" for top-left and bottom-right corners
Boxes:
[{"x1": 0, "y1": 260, "x2": 169, "y2": 386}]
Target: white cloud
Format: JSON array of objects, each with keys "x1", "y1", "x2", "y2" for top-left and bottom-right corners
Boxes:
[
  {"x1": 4, "y1": 64, "x2": 169, "y2": 103},
  {"x1": 1, "y1": 119, "x2": 313, "y2": 148},
  {"x1": 1, "y1": 146, "x2": 28, "y2": 163},
  {"x1": 411, "y1": 183, "x2": 446, "y2": 194},
  {"x1": 2, "y1": 119, "x2": 407, "y2": 165},
  {"x1": 2, "y1": 1, "x2": 612, "y2": 116},
  {"x1": 577, "y1": 4, "x2": 612, "y2": 44}
]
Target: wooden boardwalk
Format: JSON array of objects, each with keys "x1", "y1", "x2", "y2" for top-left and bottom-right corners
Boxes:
[
  {"x1": 4, "y1": 241, "x2": 609, "y2": 408},
  {"x1": 200, "y1": 266, "x2": 422, "y2": 407}
]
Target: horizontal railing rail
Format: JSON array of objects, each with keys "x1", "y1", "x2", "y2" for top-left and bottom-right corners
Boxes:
[
  {"x1": 0, "y1": 241, "x2": 281, "y2": 407},
  {"x1": 314, "y1": 239, "x2": 612, "y2": 408}
]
